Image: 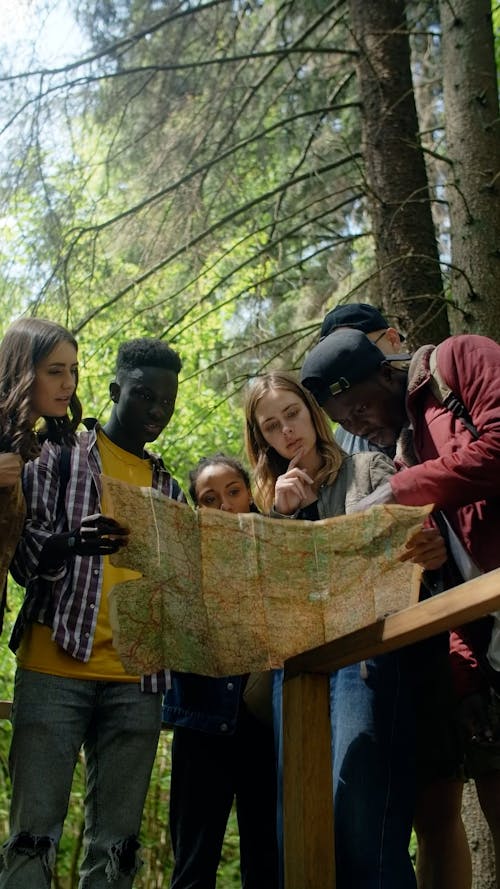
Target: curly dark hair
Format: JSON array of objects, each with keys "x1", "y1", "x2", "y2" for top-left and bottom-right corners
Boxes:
[
  {"x1": 0, "y1": 318, "x2": 82, "y2": 460},
  {"x1": 115, "y1": 338, "x2": 182, "y2": 380},
  {"x1": 188, "y1": 453, "x2": 252, "y2": 506}
]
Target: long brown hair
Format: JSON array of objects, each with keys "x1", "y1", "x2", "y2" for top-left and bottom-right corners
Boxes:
[
  {"x1": 244, "y1": 371, "x2": 344, "y2": 512},
  {"x1": 0, "y1": 318, "x2": 82, "y2": 460}
]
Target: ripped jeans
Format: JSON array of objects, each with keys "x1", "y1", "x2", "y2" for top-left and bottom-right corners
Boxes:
[{"x1": 0, "y1": 668, "x2": 162, "y2": 888}]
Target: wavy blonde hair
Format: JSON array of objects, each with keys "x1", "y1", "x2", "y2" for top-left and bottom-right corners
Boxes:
[
  {"x1": 0, "y1": 318, "x2": 82, "y2": 461},
  {"x1": 244, "y1": 371, "x2": 344, "y2": 513}
]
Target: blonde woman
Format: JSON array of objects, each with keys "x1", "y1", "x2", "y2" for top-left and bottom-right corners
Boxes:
[{"x1": 244, "y1": 371, "x2": 444, "y2": 889}]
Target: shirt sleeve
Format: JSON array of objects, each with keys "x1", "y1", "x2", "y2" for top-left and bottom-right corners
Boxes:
[
  {"x1": 12, "y1": 441, "x2": 67, "y2": 584},
  {"x1": 368, "y1": 451, "x2": 397, "y2": 491}
]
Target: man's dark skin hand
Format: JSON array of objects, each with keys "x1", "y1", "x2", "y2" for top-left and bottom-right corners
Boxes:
[{"x1": 39, "y1": 513, "x2": 129, "y2": 569}]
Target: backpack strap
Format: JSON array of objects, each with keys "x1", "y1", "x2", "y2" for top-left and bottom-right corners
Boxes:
[{"x1": 428, "y1": 347, "x2": 480, "y2": 440}]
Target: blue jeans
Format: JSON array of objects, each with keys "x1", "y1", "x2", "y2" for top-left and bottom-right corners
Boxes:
[
  {"x1": 271, "y1": 670, "x2": 285, "y2": 889},
  {"x1": 275, "y1": 652, "x2": 417, "y2": 889},
  {"x1": 0, "y1": 668, "x2": 162, "y2": 889},
  {"x1": 331, "y1": 654, "x2": 416, "y2": 889}
]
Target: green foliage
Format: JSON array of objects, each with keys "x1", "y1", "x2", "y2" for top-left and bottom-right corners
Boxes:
[
  {"x1": 0, "y1": 588, "x2": 20, "y2": 846},
  {"x1": 1, "y1": 0, "x2": 366, "y2": 379},
  {"x1": 0, "y1": 0, "x2": 499, "y2": 881}
]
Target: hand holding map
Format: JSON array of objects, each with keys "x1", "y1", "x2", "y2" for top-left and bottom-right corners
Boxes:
[{"x1": 103, "y1": 474, "x2": 431, "y2": 677}]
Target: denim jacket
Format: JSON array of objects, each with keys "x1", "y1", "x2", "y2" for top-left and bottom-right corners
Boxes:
[{"x1": 163, "y1": 672, "x2": 247, "y2": 735}]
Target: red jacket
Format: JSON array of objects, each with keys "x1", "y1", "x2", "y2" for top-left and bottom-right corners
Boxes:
[{"x1": 391, "y1": 334, "x2": 500, "y2": 696}]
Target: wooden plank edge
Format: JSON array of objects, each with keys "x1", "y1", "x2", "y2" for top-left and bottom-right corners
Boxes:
[{"x1": 285, "y1": 568, "x2": 500, "y2": 679}]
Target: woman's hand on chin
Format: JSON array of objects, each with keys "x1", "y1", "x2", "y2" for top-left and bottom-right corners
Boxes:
[{"x1": 274, "y1": 451, "x2": 315, "y2": 515}]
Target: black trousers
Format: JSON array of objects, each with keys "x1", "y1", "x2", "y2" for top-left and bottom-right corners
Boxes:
[{"x1": 169, "y1": 707, "x2": 279, "y2": 889}]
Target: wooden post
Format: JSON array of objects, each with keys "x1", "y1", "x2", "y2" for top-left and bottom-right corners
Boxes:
[
  {"x1": 282, "y1": 570, "x2": 500, "y2": 888},
  {"x1": 283, "y1": 672, "x2": 334, "y2": 889}
]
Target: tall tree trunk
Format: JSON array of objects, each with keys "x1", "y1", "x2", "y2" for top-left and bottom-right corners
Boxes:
[
  {"x1": 439, "y1": 0, "x2": 500, "y2": 338},
  {"x1": 348, "y1": 0, "x2": 450, "y2": 348},
  {"x1": 439, "y1": 3, "x2": 499, "y2": 882},
  {"x1": 462, "y1": 780, "x2": 496, "y2": 889}
]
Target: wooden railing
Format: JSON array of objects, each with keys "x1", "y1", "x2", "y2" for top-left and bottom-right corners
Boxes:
[
  {"x1": 282, "y1": 569, "x2": 500, "y2": 889},
  {"x1": 1, "y1": 572, "x2": 499, "y2": 885}
]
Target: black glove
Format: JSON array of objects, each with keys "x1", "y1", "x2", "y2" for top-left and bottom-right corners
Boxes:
[{"x1": 39, "y1": 514, "x2": 129, "y2": 570}]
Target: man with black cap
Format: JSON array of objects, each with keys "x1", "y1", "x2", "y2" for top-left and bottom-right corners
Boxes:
[
  {"x1": 320, "y1": 301, "x2": 403, "y2": 345},
  {"x1": 319, "y1": 303, "x2": 407, "y2": 456},
  {"x1": 301, "y1": 326, "x2": 500, "y2": 889},
  {"x1": 295, "y1": 314, "x2": 422, "y2": 889}
]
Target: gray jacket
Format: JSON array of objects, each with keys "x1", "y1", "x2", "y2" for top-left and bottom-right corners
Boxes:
[{"x1": 316, "y1": 451, "x2": 396, "y2": 519}]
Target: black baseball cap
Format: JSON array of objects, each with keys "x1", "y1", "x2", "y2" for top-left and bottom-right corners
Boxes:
[
  {"x1": 301, "y1": 328, "x2": 408, "y2": 406},
  {"x1": 320, "y1": 302, "x2": 404, "y2": 340}
]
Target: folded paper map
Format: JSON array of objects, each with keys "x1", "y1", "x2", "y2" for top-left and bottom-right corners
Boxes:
[{"x1": 102, "y1": 475, "x2": 431, "y2": 676}]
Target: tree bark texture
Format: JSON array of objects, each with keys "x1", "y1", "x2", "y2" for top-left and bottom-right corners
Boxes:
[
  {"x1": 425, "y1": 0, "x2": 499, "y2": 879},
  {"x1": 462, "y1": 780, "x2": 496, "y2": 889},
  {"x1": 439, "y1": 0, "x2": 500, "y2": 339},
  {"x1": 348, "y1": 0, "x2": 450, "y2": 348}
]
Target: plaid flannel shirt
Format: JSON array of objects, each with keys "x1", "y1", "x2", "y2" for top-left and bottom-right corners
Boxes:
[{"x1": 11, "y1": 423, "x2": 183, "y2": 693}]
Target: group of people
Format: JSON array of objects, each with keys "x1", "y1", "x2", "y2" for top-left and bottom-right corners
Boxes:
[{"x1": 0, "y1": 304, "x2": 499, "y2": 889}]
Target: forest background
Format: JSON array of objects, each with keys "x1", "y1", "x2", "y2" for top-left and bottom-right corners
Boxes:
[{"x1": 0, "y1": 0, "x2": 499, "y2": 885}]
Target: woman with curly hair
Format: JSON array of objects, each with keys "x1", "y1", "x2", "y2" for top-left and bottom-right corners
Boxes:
[{"x1": 0, "y1": 317, "x2": 82, "y2": 624}]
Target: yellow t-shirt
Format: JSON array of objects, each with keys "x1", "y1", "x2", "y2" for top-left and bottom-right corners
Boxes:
[{"x1": 18, "y1": 430, "x2": 152, "y2": 680}]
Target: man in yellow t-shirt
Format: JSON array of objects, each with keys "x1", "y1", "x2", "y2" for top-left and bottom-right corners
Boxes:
[{"x1": 2, "y1": 338, "x2": 183, "y2": 889}]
